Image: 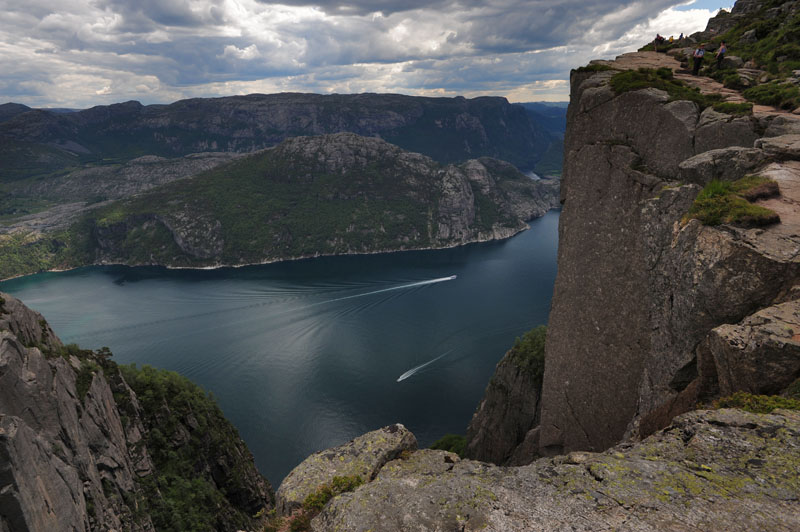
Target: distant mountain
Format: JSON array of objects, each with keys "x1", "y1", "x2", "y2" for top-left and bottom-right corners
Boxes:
[
  {"x1": 515, "y1": 102, "x2": 568, "y2": 176},
  {"x1": 0, "y1": 133, "x2": 560, "y2": 278},
  {"x1": 0, "y1": 103, "x2": 31, "y2": 123},
  {"x1": 0, "y1": 93, "x2": 558, "y2": 180},
  {"x1": 516, "y1": 102, "x2": 568, "y2": 137}
]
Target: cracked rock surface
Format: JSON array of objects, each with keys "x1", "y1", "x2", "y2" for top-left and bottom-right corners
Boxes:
[{"x1": 310, "y1": 409, "x2": 800, "y2": 532}]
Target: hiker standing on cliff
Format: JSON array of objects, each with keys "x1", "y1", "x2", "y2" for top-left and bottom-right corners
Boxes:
[
  {"x1": 692, "y1": 44, "x2": 705, "y2": 75},
  {"x1": 716, "y1": 41, "x2": 727, "y2": 69}
]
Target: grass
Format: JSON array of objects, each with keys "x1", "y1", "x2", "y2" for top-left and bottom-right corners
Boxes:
[
  {"x1": 430, "y1": 434, "x2": 467, "y2": 457},
  {"x1": 683, "y1": 177, "x2": 780, "y2": 227},
  {"x1": 575, "y1": 63, "x2": 614, "y2": 73},
  {"x1": 711, "y1": 102, "x2": 753, "y2": 116},
  {"x1": 609, "y1": 68, "x2": 724, "y2": 109},
  {"x1": 713, "y1": 391, "x2": 800, "y2": 413},
  {"x1": 265, "y1": 475, "x2": 363, "y2": 532},
  {"x1": 743, "y1": 81, "x2": 800, "y2": 110}
]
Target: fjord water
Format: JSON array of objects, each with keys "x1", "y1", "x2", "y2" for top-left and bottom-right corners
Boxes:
[{"x1": 0, "y1": 210, "x2": 559, "y2": 484}]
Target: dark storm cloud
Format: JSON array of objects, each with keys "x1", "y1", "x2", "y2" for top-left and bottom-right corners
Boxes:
[{"x1": 0, "y1": 0, "x2": 719, "y2": 107}]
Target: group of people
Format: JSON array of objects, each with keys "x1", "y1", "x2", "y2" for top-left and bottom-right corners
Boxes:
[
  {"x1": 691, "y1": 41, "x2": 727, "y2": 75},
  {"x1": 653, "y1": 33, "x2": 685, "y2": 51},
  {"x1": 652, "y1": 32, "x2": 727, "y2": 76}
]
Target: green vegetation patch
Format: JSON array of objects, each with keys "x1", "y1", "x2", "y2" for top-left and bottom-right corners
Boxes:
[
  {"x1": 713, "y1": 391, "x2": 800, "y2": 413},
  {"x1": 302, "y1": 475, "x2": 363, "y2": 512},
  {"x1": 0, "y1": 219, "x2": 95, "y2": 281},
  {"x1": 609, "y1": 68, "x2": 723, "y2": 109},
  {"x1": 684, "y1": 177, "x2": 780, "y2": 227},
  {"x1": 575, "y1": 63, "x2": 613, "y2": 73},
  {"x1": 743, "y1": 81, "x2": 800, "y2": 110},
  {"x1": 265, "y1": 475, "x2": 363, "y2": 532},
  {"x1": 429, "y1": 434, "x2": 467, "y2": 457},
  {"x1": 711, "y1": 101, "x2": 753, "y2": 116},
  {"x1": 120, "y1": 364, "x2": 263, "y2": 532},
  {"x1": 508, "y1": 325, "x2": 547, "y2": 382}
]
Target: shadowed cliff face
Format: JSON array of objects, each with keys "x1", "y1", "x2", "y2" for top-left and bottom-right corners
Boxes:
[
  {"x1": 537, "y1": 56, "x2": 800, "y2": 457},
  {"x1": 0, "y1": 292, "x2": 273, "y2": 532}
]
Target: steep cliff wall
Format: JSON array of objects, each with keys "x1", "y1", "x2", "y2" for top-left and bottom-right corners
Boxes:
[
  {"x1": 537, "y1": 60, "x2": 800, "y2": 456},
  {"x1": 0, "y1": 292, "x2": 273, "y2": 531}
]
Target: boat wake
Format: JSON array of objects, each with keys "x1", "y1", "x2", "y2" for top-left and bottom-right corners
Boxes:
[{"x1": 397, "y1": 350, "x2": 453, "y2": 382}]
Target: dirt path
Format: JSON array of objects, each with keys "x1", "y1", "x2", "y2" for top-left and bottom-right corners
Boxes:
[{"x1": 594, "y1": 51, "x2": 795, "y2": 117}]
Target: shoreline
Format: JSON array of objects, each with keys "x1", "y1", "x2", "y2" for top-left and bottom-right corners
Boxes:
[{"x1": 0, "y1": 216, "x2": 555, "y2": 283}]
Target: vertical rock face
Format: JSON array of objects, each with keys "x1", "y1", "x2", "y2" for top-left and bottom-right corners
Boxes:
[
  {"x1": 0, "y1": 292, "x2": 273, "y2": 531},
  {"x1": 538, "y1": 61, "x2": 800, "y2": 456},
  {"x1": 464, "y1": 341, "x2": 542, "y2": 465}
]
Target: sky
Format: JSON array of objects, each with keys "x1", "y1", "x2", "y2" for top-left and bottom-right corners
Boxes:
[{"x1": 0, "y1": 0, "x2": 731, "y2": 108}]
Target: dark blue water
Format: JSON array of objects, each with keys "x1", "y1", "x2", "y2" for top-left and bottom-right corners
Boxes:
[{"x1": 0, "y1": 210, "x2": 559, "y2": 485}]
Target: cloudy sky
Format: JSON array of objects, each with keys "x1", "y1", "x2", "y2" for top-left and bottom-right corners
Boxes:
[{"x1": 0, "y1": 0, "x2": 729, "y2": 108}]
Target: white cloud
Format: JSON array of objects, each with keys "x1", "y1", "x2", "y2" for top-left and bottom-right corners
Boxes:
[{"x1": 221, "y1": 43, "x2": 261, "y2": 60}]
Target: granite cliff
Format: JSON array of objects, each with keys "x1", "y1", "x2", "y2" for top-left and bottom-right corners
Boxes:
[{"x1": 0, "y1": 292, "x2": 273, "y2": 531}]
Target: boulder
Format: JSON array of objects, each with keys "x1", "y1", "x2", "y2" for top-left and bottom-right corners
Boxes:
[
  {"x1": 761, "y1": 115, "x2": 800, "y2": 137},
  {"x1": 679, "y1": 146, "x2": 767, "y2": 184},
  {"x1": 275, "y1": 424, "x2": 417, "y2": 516},
  {"x1": 740, "y1": 28, "x2": 757, "y2": 43},
  {"x1": 755, "y1": 134, "x2": 800, "y2": 160},
  {"x1": 705, "y1": 299, "x2": 800, "y2": 396},
  {"x1": 721, "y1": 55, "x2": 744, "y2": 69},
  {"x1": 694, "y1": 107, "x2": 760, "y2": 154}
]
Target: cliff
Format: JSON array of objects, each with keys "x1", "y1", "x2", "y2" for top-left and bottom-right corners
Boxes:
[
  {"x1": 0, "y1": 133, "x2": 560, "y2": 279},
  {"x1": 537, "y1": 55, "x2": 800, "y2": 457},
  {"x1": 0, "y1": 292, "x2": 273, "y2": 531}
]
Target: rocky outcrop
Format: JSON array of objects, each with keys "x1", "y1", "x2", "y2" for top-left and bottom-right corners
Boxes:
[
  {"x1": 276, "y1": 424, "x2": 416, "y2": 516},
  {"x1": 302, "y1": 408, "x2": 800, "y2": 531},
  {"x1": 536, "y1": 51, "x2": 800, "y2": 458},
  {"x1": 0, "y1": 292, "x2": 273, "y2": 531},
  {"x1": 464, "y1": 341, "x2": 543, "y2": 466}
]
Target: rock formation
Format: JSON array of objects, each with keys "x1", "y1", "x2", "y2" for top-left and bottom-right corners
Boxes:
[
  {"x1": 0, "y1": 292, "x2": 273, "y2": 531},
  {"x1": 291, "y1": 408, "x2": 800, "y2": 531}
]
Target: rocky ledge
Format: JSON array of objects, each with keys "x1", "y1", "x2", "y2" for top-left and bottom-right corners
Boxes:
[{"x1": 276, "y1": 409, "x2": 799, "y2": 531}]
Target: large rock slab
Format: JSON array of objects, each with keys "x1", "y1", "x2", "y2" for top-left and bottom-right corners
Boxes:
[
  {"x1": 313, "y1": 409, "x2": 800, "y2": 531},
  {"x1": 706, "y1": 299, "x2": 800, "y2": 396},
  {"x1": 756, "y1": 134, "x2": 800, "y2": 160},
  {"x1": 694, "y1": 107, "x2": 760, "y2": 155},
  {"x1": 679, "y1": 146, "x2": 767, "y2": 184},
  {"x1": 276, "y1": 424, "x2": 417, "y2": 515}
]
